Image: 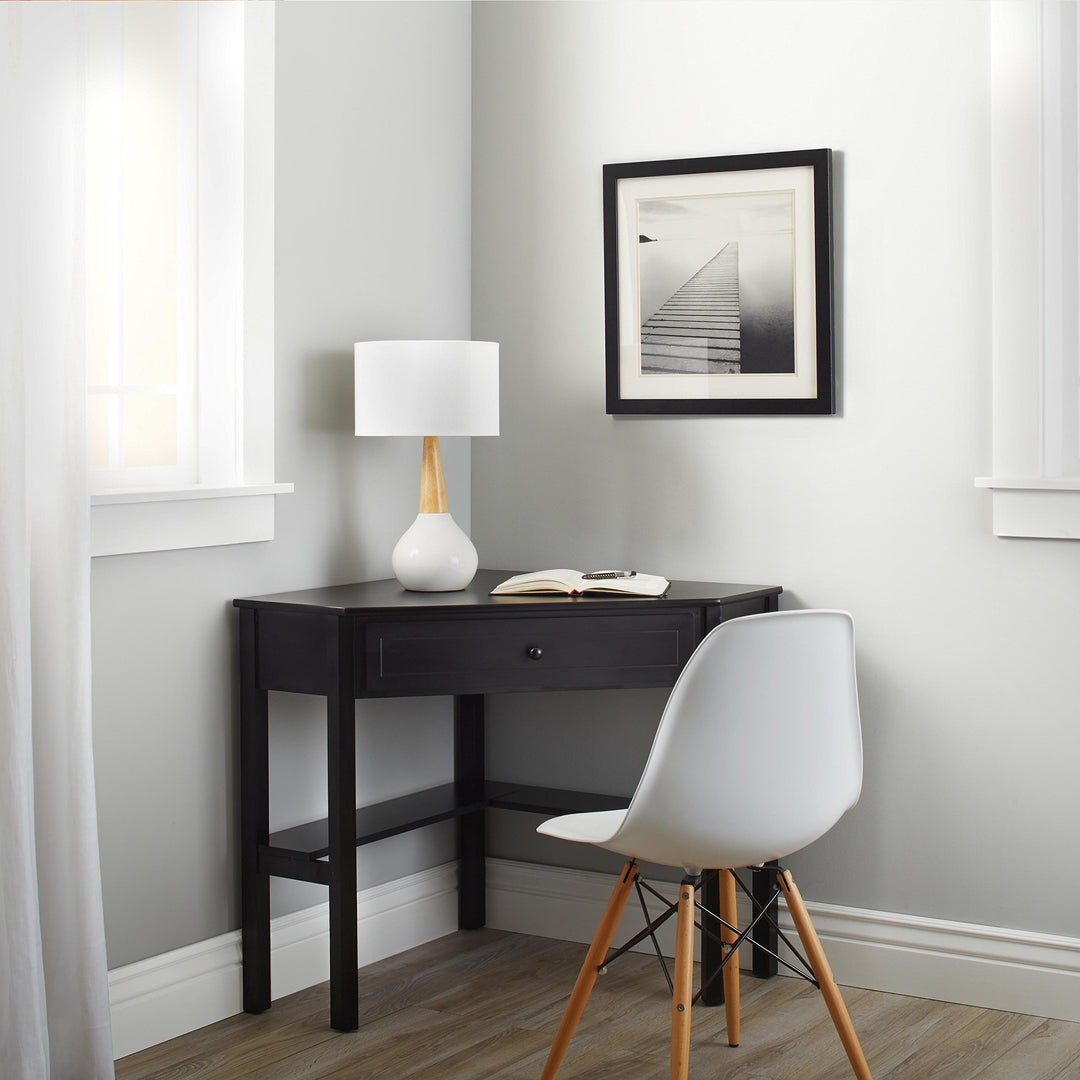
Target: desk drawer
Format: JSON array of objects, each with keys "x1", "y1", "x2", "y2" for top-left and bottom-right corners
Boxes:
[{"x1": 363, "y1": 612, "x2": 699, "y2": 695}]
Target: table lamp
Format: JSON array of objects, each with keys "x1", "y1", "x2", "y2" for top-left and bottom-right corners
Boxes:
[{"x1": 354, "y1": 339, "x2": 499, "y2": 592}]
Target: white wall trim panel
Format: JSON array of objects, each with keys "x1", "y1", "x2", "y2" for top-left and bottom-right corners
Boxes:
[
  {"x1": 486, "y1": 859, "x2": 1080, "y2": 1024},
  {"x1": 91, "y1": 484, "x2": 294, "y2": 557},
  {"x1": 110, "y1": 857, "x2": 1080, "y2": 1063},
  {"x1": 108, "y1": 862, "x2": 458, "y2": 1060},
  {"x1": 978, "y1": 0, "x2": 1080, "y2": 536},
  {"x1": 974, "y1": 479, "x2": 1080, "y2": 538}
]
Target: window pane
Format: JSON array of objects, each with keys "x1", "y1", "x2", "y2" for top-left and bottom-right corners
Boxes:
[
  {"x1": 87, "y1": 394, "x2": 113, "y2": 471},
  {"x1": 122, "y1": 394, "x2": 177, "y2": 468},
  {"x1": 85, "y1": 2, "x2": 263, "y2": 502},
  {"x1": 121, "y1": 4, "x2": 179, "y2": 388}
]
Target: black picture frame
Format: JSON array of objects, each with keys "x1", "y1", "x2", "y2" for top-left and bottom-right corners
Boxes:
[{"x1": 604, "y1": 148, "x2": 834, "y2": 415}]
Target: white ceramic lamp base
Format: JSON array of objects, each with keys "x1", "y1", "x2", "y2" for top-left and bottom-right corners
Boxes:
[{"x1": 391, "y1": 512, "x2": 478, "y2": 592}]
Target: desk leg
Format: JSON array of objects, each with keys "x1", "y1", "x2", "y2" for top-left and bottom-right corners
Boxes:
[
  {"x1": 327, "y1": 621, "x2": 358, "y2": 1032},
  {"x1": 752, "y1": 861, "x2": 780, "y2": 978},
  {"x1": 699, "y1": 871, "x2": 724, "y2": 1006},
  {"x1": 753, "y1": 588, "x2": 779, "y2": 978},
  {"x1": 240, "y1": 609, "x2": 271, "y2": 1014},
  {"x1": 455, "y1": 694, "x2": 485, "y2": 929}
]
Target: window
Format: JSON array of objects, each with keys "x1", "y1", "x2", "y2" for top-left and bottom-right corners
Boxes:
[
  {"x1": 977, "y1": 0, "x2": 1080, "y2": 538},
  {"x1": 85, "y1": 3, "x2": 291, "y2": 557},
  {"x1": 85, "y1": 3, "x2": 195, "y2": 490}
]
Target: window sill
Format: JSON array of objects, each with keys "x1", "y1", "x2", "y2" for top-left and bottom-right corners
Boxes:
[
  {"x1": 90, "y1": 482, "x2": 294, "y2": 557},
  {"x1": 974, "y1": 477, "x2": 1080, "y2": 539}
]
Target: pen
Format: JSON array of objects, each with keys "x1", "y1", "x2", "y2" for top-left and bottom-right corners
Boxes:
[{"x1": 582, "y1": 570, "x2": 637, "y2": 579}]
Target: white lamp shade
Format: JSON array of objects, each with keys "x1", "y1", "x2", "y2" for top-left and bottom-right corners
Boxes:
[{"x1": 354, "y1": 340, "x2": 499, "y2": 436}]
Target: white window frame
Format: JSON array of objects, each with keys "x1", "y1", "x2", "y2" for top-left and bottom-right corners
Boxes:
[
  {"x1": 90, "y1": 3, "x2": 291, "y2": 558},
  {"x1": 976, "y1": 0, "x2": 1080, "y2": 538}
]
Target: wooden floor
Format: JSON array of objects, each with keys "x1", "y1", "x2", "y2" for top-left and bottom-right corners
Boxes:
[{"x1": 116, "y1": 929, "x2": 1080, "y2": 1080}]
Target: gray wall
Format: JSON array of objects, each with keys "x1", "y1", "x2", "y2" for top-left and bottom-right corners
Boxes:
[
  {"x1": 472, "y1": 0, "x2": 1080, "y2": 936},
  {"x1": 92, "y1": 1, "x2": 471, "y2": 969},
  {"x1": 93, "y1": 0, "x2": 1080, "y2": 973}
]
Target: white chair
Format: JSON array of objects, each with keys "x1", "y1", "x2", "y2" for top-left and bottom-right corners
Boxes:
[{"x1": 536, "y1": 609, "x2": 871, "y2": 1080}]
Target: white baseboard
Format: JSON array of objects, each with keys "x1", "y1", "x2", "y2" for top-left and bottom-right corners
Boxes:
[
  {"x1": 485, "y1": 858, "x2": 1080, "y2": 1024},
  {"x1": 108, "y1": 862, "x2": 459, "y2": 1060},
  {"x1": 110, "y1": 857, "x2": 1080, "y2": 1061}
]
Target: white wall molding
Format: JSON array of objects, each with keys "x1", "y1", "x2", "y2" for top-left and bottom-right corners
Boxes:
[
  {"x1": 108, "y1": 862, "x2": 458, "y2": 1060},
  {"x1": 110, "y1": 857, "x2": 1080, "y2": 1063},
  {"x1": 973, "y1": 479, "x2": 1080, "y2": 540},
  {"x1": 792, "y1": 894, "x2": 1080, "y2": 1025},
  {"x1": 91, "y1": 484, "x2": 294, "y2": 557},
  {"x1": 978, "y1": 0, "x2": 1080, "y2": 536},
  {"x1": 486, "y1": 859, "x2": 1080, "y2": 1024}
]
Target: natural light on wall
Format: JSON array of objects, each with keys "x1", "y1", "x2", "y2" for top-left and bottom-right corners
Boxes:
[{"x1": 84, "y1": 2, "x2": 291, "y2": 557}]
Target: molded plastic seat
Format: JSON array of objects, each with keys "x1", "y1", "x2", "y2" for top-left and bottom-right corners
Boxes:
[{"x1": 536, "y1": 610, "x2": 872, "y2": 1080}]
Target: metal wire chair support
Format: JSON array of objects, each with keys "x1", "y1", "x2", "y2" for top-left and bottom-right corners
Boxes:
[
  {"x1": 693, "y1": 892, "x2": 784, "y2": 1005},
  {"x1": 592, "y1": 867, "x2": 821, "y2": 1006},
  {"x1": 635, "y1": 876, "x2": 674, "y2": 991},
  {"x1": 599, "y1": 878, "x2": 680, "y2": 988},
  {"x1": 694, "y1": 868, "x2": 820, "y2": 996}
]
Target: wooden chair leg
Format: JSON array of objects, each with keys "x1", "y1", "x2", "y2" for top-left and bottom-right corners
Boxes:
[
  {"x1": 541, "y1": 861, "x2": 639, "y2": 1080},
  {"x1": 719, "y1": 869, "x2": 740, "y2": 1047},
  {"x1": 669, "y1": 880, "x2": 696, "y2": 1080},
  {"x1": 778, "y1": 870, "x2": 873, "y2": 1080}
]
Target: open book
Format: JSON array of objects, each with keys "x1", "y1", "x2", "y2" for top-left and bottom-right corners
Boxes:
[{"x1": 490, "y1": 569, "x2": 670, "y2": 598}]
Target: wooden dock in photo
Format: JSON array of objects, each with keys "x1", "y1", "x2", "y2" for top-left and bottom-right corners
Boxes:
[{"x1": 640, "y1": 242, "x2": 741, "y2": 374}]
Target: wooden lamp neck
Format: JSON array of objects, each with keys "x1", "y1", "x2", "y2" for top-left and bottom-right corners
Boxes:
[{"x1": 419, "y1": 435, "x2": 449, "y2": 514}]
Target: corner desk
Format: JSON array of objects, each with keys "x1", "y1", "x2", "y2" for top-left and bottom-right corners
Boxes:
[{"x1": 235, "y1": 570, "x2": 783, "y2": 1031}]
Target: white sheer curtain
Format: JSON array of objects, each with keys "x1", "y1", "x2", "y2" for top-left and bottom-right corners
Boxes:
[{"x1": 0, "y1": 6, "x2": 114, "y2": 1077}]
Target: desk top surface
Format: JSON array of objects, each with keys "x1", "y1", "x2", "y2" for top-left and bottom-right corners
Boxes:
[{"x1": 235, "y1": 570, "x2": 782, "y2": 615}]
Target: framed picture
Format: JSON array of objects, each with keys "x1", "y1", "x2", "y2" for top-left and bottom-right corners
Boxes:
[{"x1": 604, "y1": 148, "x2": 834, "y2": 415}]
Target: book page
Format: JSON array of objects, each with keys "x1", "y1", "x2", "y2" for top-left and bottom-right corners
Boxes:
[{"x1": 490, "y1": 569, "x2": 584, "y2": 594}]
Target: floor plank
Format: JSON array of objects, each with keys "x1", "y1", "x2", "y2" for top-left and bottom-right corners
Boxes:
[
  {"x1": 961, "y1": 1016, "x2": 1080, "y2": 1080},
  {"x1": 115, "y1": 930, "x2": 1080, "y2": 1079}
]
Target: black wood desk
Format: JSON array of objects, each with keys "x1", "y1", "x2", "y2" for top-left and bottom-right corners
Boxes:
[{"x1": 235, "y1": 570, "x2": 782, "y2": 1031}]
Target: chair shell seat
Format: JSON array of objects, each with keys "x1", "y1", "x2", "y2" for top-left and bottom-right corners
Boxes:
[
  {"x1": 537, "y1": 808, "x2": 792, "y2": 872},
  {"x1": 538, "y1": 609, "x2": 862, "y2": 874},
  {"x1": 537, "y1": 809, "x2": 626, "y2": 847}
]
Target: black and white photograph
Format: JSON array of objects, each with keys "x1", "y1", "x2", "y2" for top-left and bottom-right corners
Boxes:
[
  {"x1": 637, "y1": 190, "x2": 796, "y2": 376},
  {"x1": 604, "y1": 149, "x2": 834, "y2": 414}
]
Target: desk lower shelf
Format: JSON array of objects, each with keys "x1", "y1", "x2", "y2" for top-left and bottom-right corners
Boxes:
[{"x1": 260, "y1": 783, "x2": 629, "y2": 885}]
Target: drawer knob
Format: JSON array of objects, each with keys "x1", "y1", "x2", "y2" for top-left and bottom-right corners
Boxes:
[{"x1": 527, "y1": 646, "x2": 543, "y2": 661}]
